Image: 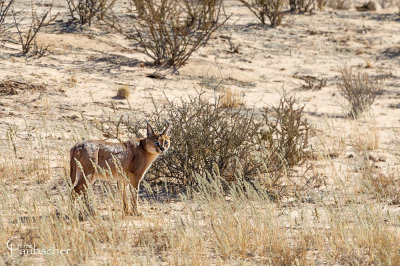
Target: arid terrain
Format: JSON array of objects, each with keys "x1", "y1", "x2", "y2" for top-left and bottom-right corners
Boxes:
[{"x1": 1, "y1": 0, "x2": 400, "y2": 264}]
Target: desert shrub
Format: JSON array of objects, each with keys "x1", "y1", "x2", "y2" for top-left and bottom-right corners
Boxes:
[
  {"x1": 397, "y1": 0, "x2": 400, "y2": 13},
  {"x1": 238, "y1": 0, "x2": 284, "y2": 27},
  {"x1": 120, "y1": 0, "x2": 228, "y2": 67},
  {"x1": 376, "y1": 0, "x2": 391, "y2": 8},
  {"x1": 316, "y1": 0, "x2": 328, "y2": 10},
  {"x1": 327, "y1": 0, "x2": 350, "y2": 9},
  {"x1": 355, "y1": 1, "x2": 377, "y2": 11},
  {"x1": 259, "y1": 94, "x2": 311, "y2": 179},
  {"x1": 139, "y1": 93, "x2": 262, "y2": 186},
  {"x1": 94, "y1": 92, "x2": 311, "y2": 194},
  {"x1": 0, "y1": 0, "x2": 13, "y2": 33},
  {"x1": 66, "y1": 0, "x2": 116, "y2": 27},
  {"x1": 294, "y1": 74, "x2": 327, "y2": 90},
  {"x1": 337, "y1": 66, "x2": 383, "y2": 119},
  {"x1": 11, "y1": 1, "x2": 57, "y2": 56},
  {"x1": 289, "y1": 0, "x2": 315, "y2": 12}
]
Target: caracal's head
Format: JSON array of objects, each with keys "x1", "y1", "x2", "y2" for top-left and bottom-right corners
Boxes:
[{"x1": 144, "y1": 122, "x2": 170, "y2": 155}]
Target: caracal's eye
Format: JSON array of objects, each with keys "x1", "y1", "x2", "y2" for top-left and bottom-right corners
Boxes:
[
  {"x1": 164, "y1": 141, "x2": 169, "y2": 146},
  {"x1": 154, "y1": 141, "x2": 159, "y2": 146}
]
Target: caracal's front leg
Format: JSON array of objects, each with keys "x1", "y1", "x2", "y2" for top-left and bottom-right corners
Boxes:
[
  {"x1": 129, "y1": 177, "x2": 142, "y2": 216},
  {"x1": 117, "y1": 180, "x2": 130, "y2": 216}
]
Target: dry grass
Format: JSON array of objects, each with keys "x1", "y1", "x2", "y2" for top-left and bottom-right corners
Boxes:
[
  {"x1": 1, "y1": 1, "x2": 400, "y2": 265},
  {"x1": 314, "y1": 132, "x2": 346, "y2": 159},
  {"x1": 0, "y1": 115, "x2": 400, "y2": 265},
  {"x1": 350, "y1": 124, "x2": 379, "y2": 153},
  {"x1": 116, "y1": 85, "x2": 130, "y2": 99},
  {"x1": 220, "y1": 87, "x2": 244, "y2": 108},
  {"x1": 1, "y1": 123, "x2": 400, "y2": 264}
]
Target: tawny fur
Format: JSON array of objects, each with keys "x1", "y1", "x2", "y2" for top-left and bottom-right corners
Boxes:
[{"x1": 69, "y1": 123, "x2": 170, "y2": 215}]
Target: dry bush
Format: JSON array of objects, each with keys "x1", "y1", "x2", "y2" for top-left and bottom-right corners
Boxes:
[
  {"x1": 139, "y1": 93, "x2": 262, "y2": 186},
  {"x1": 259, "y1": 94, "x2": 312, "y2": 177},
  {"x1": 355, "y1": 1, "x2": 377, "y2": 11},
  {"x1": 118, "y1": 0, "x2": 228, "y2": 67},
  {"x1": 290, "y1": 0, "x2": 315, "y2": 12},
  {"x1": 94, "y1": 91, "x2": 311, "y2": 196},
  {"x1": 11, "y1": 1, "x2": 57, "y2": 56},
  {"x1": 238, "y1": 0, "x2": 284, "y2": 27},
  {"x1": 0, "y1": 78, "x2": 46, "y2": 95},
  {"x1": 397, "y1": 0, "x2": 400, "y2": 13},
  {"x1": 294, "y1": 74, "x2": 327, "y2": 90},
  {"x1": 66, "y1": 0, "x2": 116, "y2": 27},
  {"x1": 327, "y1": 0, "x2": 351, "y2": 9},
  {"x1": 0, "y1": 0, "x2": 13, "y2": 33},
  {"x1": 116, "y1": 85, "x2": 130, "y2": 99},
  {"x1": 376, "y1": 0, "x2": 391, "y2": 8},
  {"x1": 316, "y1": 0, "x2": 328, "y2": 10},
  {"x1": 220, "y1": 87, "x2": 244, "y2": 108},
  {"x1": 337, "y1": 66, "x2": 383, "y2": 119}
]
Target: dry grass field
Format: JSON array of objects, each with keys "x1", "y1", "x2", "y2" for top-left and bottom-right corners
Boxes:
[{"x1": 1, "y1": 0, "x2": 400, "y2": 264}]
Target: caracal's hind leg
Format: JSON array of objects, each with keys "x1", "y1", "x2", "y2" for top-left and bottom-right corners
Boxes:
[
  {"x1": 73, "y1": 172, "x2": 96, "y2": 216},
  {"x1": 73, "y1": 168, "x2": 88, "y2": 195},
  {"x1": 71, "y1": 168, "x2": 83, "y2": 200}
]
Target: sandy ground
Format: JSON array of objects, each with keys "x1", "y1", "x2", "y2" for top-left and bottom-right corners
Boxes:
[
  {"x1": 0, "y1": 1, "x2": 399, "y2": 128},
  {"x1": 1, "y1": 0, "x2": 399, "y2": 165},
  {"x1": 0, "y1": 0, "x2": 400, "y2": 264}
]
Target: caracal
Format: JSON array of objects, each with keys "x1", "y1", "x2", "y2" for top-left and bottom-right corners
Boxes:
[{"x1": 69, "y1": 122, "x2": 170, "y2": 215}]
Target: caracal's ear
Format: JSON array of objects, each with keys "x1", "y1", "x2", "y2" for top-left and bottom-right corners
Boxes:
[
  {"x1": 161, "y1": 120, "x2": 170, "y2": 136},
  {"x1": 147, "y1": 122, "x2": 155, "y2": 138}
]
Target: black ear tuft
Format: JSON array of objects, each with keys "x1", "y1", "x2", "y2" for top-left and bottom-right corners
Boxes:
[{"x1": 147, "y1": 122, "x2": 155, "y2": 137}]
